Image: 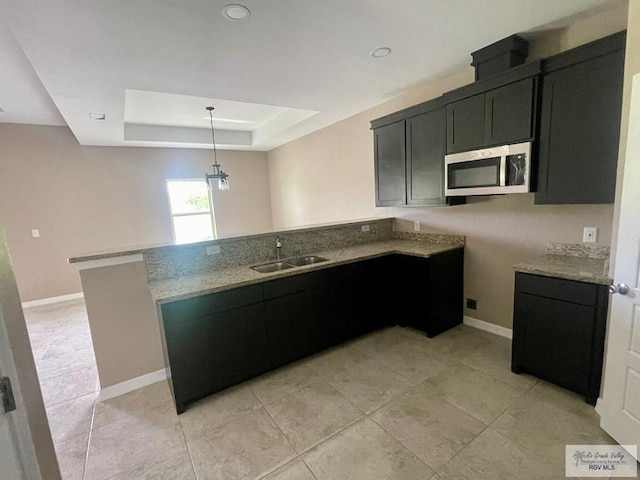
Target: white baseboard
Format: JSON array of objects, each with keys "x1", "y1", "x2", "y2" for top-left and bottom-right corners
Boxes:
[
  {"x1": 464, "y1": 316, "x2": 513, "y2": 340},
  {"x1": 21, "y1": 292, "x2": 84, "y2": 309},
  {"x1": 99, "y1": 369, "x2": 167, "y2": 402}
]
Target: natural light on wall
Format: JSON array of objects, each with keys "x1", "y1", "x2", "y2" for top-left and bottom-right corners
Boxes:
[{"x1": 166, "y1": 180, "x2": 216, "y2": 244}]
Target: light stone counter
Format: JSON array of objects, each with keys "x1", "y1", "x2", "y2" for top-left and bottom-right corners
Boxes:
[
  {"x1": 148, "y1": 240, "x2": 462, "y2": 304},
  {"x1": 514, "y1": 243, "x2": 611, "y2": 286}
]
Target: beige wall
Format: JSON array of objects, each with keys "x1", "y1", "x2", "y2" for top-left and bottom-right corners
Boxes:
[
  {"x1": 0, "y1": 124, "x2": 273, "y2": 301},
  {"x1": 267, "y1": 4, "x2": 628, "y2": 329},
  {"x1": 79, "y1": 261, "x2": 163, "y2": 388}
]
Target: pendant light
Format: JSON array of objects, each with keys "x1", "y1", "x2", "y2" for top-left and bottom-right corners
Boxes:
[{"x1": 204, "y1": 106, "x2": 230, "y2": 190}]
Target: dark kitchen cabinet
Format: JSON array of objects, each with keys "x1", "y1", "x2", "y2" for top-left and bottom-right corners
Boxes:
[
  {"x1": 394, "y1": 249, "x2": 464, "y2": 337},
  {"x1": 511, "y1": 273, "x2": 609, "y2": 405},
  {"x1": 535, "y1": 31, "x2": 625, "y2": 204},
  {"x1": 160, "y1": 284, "x2": 268, "y2": 413},
  {"x1": 406, "y1": 109, "x2": 449, "y2": 205},
  {"x1": 345, "y1": 255, "x2": 394, "y2": 337},
  {"x1": 374, "y1": 120, "x2": 406, "y2": 206},
  {"x1": 161, "y1": 250, "x2": 464, "y2": 413},
  {"x1": 446, "y1": 77, "x2": 536, "y2": 154},
  {"x1": 263, "y1": 266, "x2": 351, "y2": 369},
  {"x1": 372, "y1": 99, "x2": 460, "y2": 207}
]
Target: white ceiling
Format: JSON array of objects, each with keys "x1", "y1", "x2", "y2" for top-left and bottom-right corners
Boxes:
[{"x1": 0, "y1": 0, "x2": 628, "y2": 151}]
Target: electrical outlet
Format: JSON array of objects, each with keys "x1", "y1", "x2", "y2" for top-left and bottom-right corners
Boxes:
[
  {"x1": 466, "y1": 298, "x2": 477, "y2": 310},
  {"x1": 361, "y1": 225, "x2": 370, "y2": 232},
  {"x1": 414, "y1": 221, "x2": 421, "y2": 232},
  {"x1": 583, "y1": 227, "x2": 598, "y2": 243},
  {"x1": 206, "y1": 245, "x2": 221, "y2": 255}
]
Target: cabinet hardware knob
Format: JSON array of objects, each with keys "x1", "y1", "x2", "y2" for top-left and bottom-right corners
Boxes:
[{"x1": 608, "y1": 283, "x2": 630, "y2": 295}]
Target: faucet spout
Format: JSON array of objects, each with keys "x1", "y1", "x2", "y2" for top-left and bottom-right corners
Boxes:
[{"x1": 276, "y1": 236, "x2": 282, "y2": 260}]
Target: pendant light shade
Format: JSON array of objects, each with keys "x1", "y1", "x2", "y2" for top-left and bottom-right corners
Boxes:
[{"x1": 204, "y1": 107, "x2": 230, "y2": 190}]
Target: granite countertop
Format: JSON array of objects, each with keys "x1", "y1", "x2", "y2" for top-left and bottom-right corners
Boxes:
[
  {"x1": 514, "y1": 253, "x2": 611, "y2": 285},
  {"x1": 148, "y1": 239, "x2": 462, "y2": 304}
]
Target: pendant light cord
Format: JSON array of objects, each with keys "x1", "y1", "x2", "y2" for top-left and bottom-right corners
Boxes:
[{"x1": 208, "y1": 107, "x2": 218, "y2": 167}]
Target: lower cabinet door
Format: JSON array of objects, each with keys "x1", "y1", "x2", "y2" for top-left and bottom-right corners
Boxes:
[
  {"x1": 264, "y1": 291, "x2": 317, "y2": 369},
  {"x1": 512, "y1": 292, "x2": 594, "y2": 394},
  {"x1": 163, "y1": 303, "x2": 267, "y2": 410}
]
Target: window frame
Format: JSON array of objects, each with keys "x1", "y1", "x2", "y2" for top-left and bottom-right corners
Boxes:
[{"x1": 165, "y1": 179, "x2": 217, "y2": 243}]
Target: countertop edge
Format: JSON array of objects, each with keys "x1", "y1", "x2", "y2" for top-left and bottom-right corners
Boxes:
[{"x1": 513, "y1": 263, "x2": 611, "y2": 286}]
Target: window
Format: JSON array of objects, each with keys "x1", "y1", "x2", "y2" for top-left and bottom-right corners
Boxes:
[{"x1": 166, "y1": 180, "x2": 216, "y2": 244}]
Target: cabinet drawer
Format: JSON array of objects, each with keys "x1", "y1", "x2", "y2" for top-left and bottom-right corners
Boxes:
[
  {"x1": 162, "y1": 284, "x2": 263, "y2": 320},
  {"x1": 515, "y1": 273, "x2": 597, "y2": 306},
  {"x1": 262, "y1": 267, "x2": 338, "y2": 300}
]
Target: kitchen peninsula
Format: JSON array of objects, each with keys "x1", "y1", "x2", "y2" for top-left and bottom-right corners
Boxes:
[{"x1": 69, "y1": 217, "x2": 465, "y2": 408}]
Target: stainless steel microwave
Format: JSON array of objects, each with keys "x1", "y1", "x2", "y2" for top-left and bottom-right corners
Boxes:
[{"x1": 444, "y1": 142, "x2": 532, "y2": 196}]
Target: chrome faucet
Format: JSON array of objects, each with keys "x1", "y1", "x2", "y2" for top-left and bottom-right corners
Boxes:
[{"x1": 275, "y1": 236, "x2": 282, "y2": 260}]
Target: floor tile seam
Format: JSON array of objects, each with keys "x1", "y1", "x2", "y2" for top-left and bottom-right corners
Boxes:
[
  {"x1": 176, "y1": 420, "x2": 199, "y2": 480},
  {"x1": 36, "y1": 361, "x2": 99, "y2": 382},
  {"x1": 456, "y1": 359, "x2": 538, "y2": 393},
  {"x1": 255, "y1": 405, "x2": 302, "y2": 478},
  {"x1": 298, "y1": 455, "x2": 320, "y2": 480},
  {"x1": 481, "y1": 425, "x2": 570, "y2": 473},
  {"x1": 261, "y1": 376, "x2": 367, "y2": 420},
  {"x1": 361, "y1": 379, "x2": 433, "y2": 419},
  {"x1": 428, "y1": 423, "x2": 493, "y2": 477},
  {"x1": 89, "y1": 441, "x2": 187, "y2": 480},
  {"x1": 414, "y1": 382, "x2": 499, "y2": 427},
  {"x1": 80, "y1": 395, "x2": 99, "y2": 480},
  {"x1": 295, "y1": 416, "x2": 374, "y2": 461},
  {"x1": 365, "y1": 412, "x2": 440, "y2": 475},
  {"x1": 291, "y1": 414, "x2": 366, "y2": 458}
]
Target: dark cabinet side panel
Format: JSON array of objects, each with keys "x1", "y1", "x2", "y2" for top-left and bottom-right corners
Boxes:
[
  {"x1": 374, "y1": 121, "x2": 406, "y2": 206},
  {"x1": 407, "y1": 109, "x2": 447, "y2": 205},
  {"x1": 535, "y1": 50, "x2": 624, "y2": 204}
]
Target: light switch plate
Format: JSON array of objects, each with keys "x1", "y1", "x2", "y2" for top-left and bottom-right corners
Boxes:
[
  {"x1": 31, "y1": 229, "x2": 40, "y2": 238},
  {"x1": 414, "y1": 221, "x2": 421, "y2": 232},
  {"x1": 583, "y1": 227, "x2": 598, "y2": 243}
]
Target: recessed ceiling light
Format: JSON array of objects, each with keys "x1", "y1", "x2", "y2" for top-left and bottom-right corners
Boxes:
[
  {"x1": 371, "y1": 47, "x2": 392, "y2": 58},
  {"x1": 222, "y1": 4, "x2": 250, "y2": 21},
  {"x1": 89, "y1": 113, "x2": 106, "y2": 120}
]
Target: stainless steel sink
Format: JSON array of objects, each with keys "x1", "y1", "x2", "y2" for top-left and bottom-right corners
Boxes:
[
  {"x1": 285, "y1": 255, "x2": 329, "y2": 266},
  {"x1": 250, "y1": 261, "x2": 296, "y2": 273},
  {"x1": 250, "y1": 255, "x2": 329, "y2": 273}
]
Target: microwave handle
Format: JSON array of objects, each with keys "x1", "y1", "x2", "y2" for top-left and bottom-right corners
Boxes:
[{"x1": 499, "y1": 156, "x2": 507, "y2": 186}]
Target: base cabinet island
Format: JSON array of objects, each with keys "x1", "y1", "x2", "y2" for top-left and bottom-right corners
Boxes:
[
  {"x1": 69, "y1": 218, "x2": 465, "y2": 415},
  {"x1": 156, "y1": 232, "x2": 464, "y2": 413}
]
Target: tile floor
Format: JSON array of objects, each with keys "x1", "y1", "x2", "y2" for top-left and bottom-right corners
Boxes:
[{"x1": 24, "y1": 299, "x2": 633, "y2": 480}]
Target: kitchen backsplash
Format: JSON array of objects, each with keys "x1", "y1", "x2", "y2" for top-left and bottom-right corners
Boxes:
[
  {"x1": 546, "y1": 242, "x2": 610, "y2": 260},
  {"x1": 144, "y1": 218, "x2": 394, "y2": 281}
]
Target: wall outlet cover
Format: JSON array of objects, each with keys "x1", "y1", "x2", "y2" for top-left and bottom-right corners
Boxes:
[
  {"x1": 583, "y1": 227, "x2": 598, "y2": 243},
  {"x1": 206, "y1": 245, "x2": 221, "y2": 255},
  {"x1": 414, "y1": 221, "x2": 421, "y2": 232},
  {"x1": 361, "y1": 225, "x2": 370, "y2": 232}
]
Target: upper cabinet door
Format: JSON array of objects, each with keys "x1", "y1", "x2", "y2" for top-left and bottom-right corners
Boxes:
[
  {"x1": 446, "y1": 94, "x2": 485, "y2": 153},
  {"x1": 446, "y1": 77, "x2": 536, "y2": 154},
  {"x1": 407, "y1": 109, "x2": 446, "y2": 205},
  {"x1": 535, "y1": 38, "x2": 624, "y2": 205},
  {"x1": 374, "y1": 120, "x2": 406, "y2": 206},
  {"x1": 485, "y1": 77, "x2": 535, "y2": 146}
]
